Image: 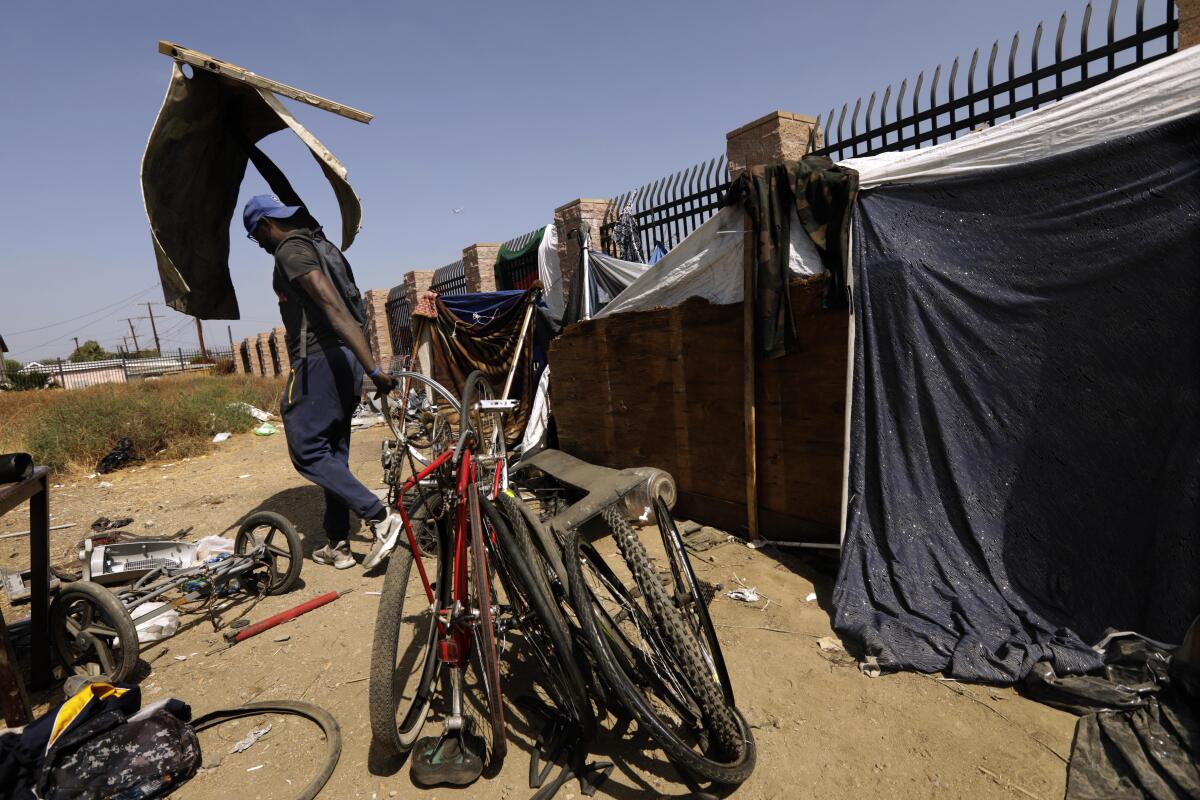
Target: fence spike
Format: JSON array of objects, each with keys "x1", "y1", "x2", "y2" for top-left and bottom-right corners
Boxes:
[
  {"x1": 880, "y1": 87, "x2": 892, "y2": 147},
  {"x1": 865, "y1": 92, "x2": 877, "y2": 150},
  {"x1": 826, "y1": 107, "x2": 836, "y2": 154},
  {"x1": 810, "y1": 113, "x2": 823, "y2": 153},
  {"x1": 986, "y1": 40, "x2": 999, "y2": 123},
  {"x1": 850, "y1": 97, "x2": 862, "y2": 156},
  {"x1": 1008, "y1": 32, "x2": 1020, "y2": 119},
  {"x1": 1106, "y1": 0, "x2": 1119, "y2": 71},
  {"x1": 836, "y1": 103, "x2": 849, "y2": 154},
  {"x1": 1080, "y1": 2, "x2": 1093, "y2": 80},
  {"x1": 717, "y1": 153, "x2": 728, "y2": 183},
  {"x1": 1032, "y1": 21, "x2": 1041, "y2": 109},
  {"x1": 948, "y1": 59, "x2": 959, "y2": 139},
  {"x1": 912, "y1": 71, "x2": 924, "y2": 126},
  {"x1": 894, "y1": 82, "x2": 907, "y2": 148}
]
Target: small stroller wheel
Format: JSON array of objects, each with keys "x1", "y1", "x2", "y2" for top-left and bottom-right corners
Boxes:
[
  {"x1": 49, "y1": 581, "x2": 139, "y2": 683},
  {"x1": 235, "y1": 511, "x2": 303, "y2": 595}
]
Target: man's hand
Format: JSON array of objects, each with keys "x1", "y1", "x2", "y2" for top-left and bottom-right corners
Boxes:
[{"x1": 370, "y1": 370, "x2": 397, "y2": 396}]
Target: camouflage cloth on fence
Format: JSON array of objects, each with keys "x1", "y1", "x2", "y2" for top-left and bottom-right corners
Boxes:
[{"x1": 725, "y1": 157, "x2": 858, "y2": 359}]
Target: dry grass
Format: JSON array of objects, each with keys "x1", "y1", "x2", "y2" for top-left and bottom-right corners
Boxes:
[{"x1": 0, "y1": 374, "x2": 284, "y2": 474}]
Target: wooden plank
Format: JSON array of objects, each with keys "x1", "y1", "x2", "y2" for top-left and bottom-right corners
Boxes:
[
  {"x1": 158, "y1": 41, "x2": 374, "y2": 124},
  {"x1": 742, "y1": 217, "x2": 759, "y2": 539},
  {"x1": 0, "y1": 613, "x2": 32, "y2": 726}
]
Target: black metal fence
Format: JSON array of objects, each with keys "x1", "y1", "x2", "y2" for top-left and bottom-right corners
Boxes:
[
  {"x1": 599, "y1": 155, "x2": 730, "y2": 258},
  {"x1": 495, "y1": 227, "x2": 543, "y2": 291},
  {"x1": 11, "y1": 348, "x2": 235, "y2": 391},
  {"x1": 809, "y1": 0, "x2": 1179, "y2": 161},
  {"x1": 430, "y1": 259, "x2": 467, "y2": 296},
  {"x1": 384, "y1": 284, "x2": 414, "y2": 368}
]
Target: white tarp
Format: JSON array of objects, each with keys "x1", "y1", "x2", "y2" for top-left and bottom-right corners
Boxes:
[
  {"x1": 537, "y1": 224, "x2": 565, "y2": 318},
  {"x1": 597, "y1": 206, "x2": 824, "y2": 317},
  {"x1": 842, "y1": 45, "x2": 1200, "y2": 189}
]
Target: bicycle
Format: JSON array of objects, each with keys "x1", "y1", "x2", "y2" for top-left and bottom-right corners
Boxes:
[{"x1": 369, "y1": 371, "x2": 596, "y2": 789}]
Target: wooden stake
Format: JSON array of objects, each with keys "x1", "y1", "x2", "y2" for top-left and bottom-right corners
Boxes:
[
  {"x1": 158, "y1": 41, "x2": 374, "y2": 124},
  {"x1": 742, "y1": 212, "x2": 760, "y2": 540}
]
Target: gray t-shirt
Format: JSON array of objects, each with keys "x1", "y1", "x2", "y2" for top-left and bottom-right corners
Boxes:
[{"x1": 272, "y1": 230, "x2": 342, "y2": 361}]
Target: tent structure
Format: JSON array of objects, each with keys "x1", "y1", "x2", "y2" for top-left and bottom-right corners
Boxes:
[
  {"x1": 495, "y1": 225, "x2": 566, "y2": 319},
  {"x1": 831, "y1": 44, "x2": 1200, "y2": 683},
  {"x1": 548, "y1": 45, "x2": 1200, "y2": 688}
]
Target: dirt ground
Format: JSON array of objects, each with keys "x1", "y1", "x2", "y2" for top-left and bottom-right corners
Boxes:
[{"x1": 0, "y1": 427, "x2": 1078, "y2": 799}]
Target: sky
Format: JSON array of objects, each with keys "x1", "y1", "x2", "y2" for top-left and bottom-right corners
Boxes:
[{"x1": 0, "y1": 0, "x2": 1132, "y2": 361}]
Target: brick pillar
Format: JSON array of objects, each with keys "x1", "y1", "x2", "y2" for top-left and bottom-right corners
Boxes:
[
  {"x1": 244, "y1": 336, "x2": 263, "y2": 376},
  {"x1": 231, "y1": 340, "x2": 245, "y2": 374},
  {"x1": 402, "y1": 270, "x2": 436, "y2": 309},
  {"x1": 553, "y1": 199, "x2": 613, "y2": 311},
  {"x1": 257, "y1": 332, "x2": 274, "y2": 376},
  {"x1": 1181, "y1": 0, "x2": 1200, "y2": 49},
  {"x1": 271, "y1": 328, "x2": 289, "y2": 376},
  {"x1": 362, "y1": 288, "x2": 392, "y2": 367},
  {"x1": 726, "y1": 111, "x2": 821, "y2": 178},
  {"x1": 463, "y1": 244, "x2": 500, "y2": 293}
]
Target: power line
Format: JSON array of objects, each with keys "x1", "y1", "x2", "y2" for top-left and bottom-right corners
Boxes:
[
  {"x1": 5, "y1": 284, "x2": 160, "y2": 336},
  {"x1": 17, "y1": 294, "x2": 160, "y2": 356}
]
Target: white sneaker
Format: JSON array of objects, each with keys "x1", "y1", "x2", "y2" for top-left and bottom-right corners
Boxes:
[
  {"x1": 362, "y1": 513, "x2": 404, "y2": 571},
  {"x1": 313, "y1": 540, "x2": 355, "y2": 569}
]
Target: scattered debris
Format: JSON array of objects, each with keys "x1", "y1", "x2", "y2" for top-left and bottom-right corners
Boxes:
[
  {"x1": 96, "y1": 437, "x2": 142, "y2": 474},
  {"x1": 231, "y1": 403, "x2": 275, "y2": 422},
  {"x1": 252, "y1": 422, "x2": 277, "y2": 436},
  {"x1": 273, "y1": 634, "x2": 290, "y2": 643},
  {"x1": 174, "y1": 655, "x2": 188, "y2": 662},
  {"x1": 246, "y1": 764, "x2": 265, "y2": 772},
  {"x1": 238, "y1": 474, "x2": 251, "y2": 479},
  {"x1": 97, "y1": 481, "x2": 113, "y2": 489},
  {"x1": 0, "y1": 522, "x2": 75, "y2": 541},
  {"x1": 212, "y1": 432, "x2": 232, "y2": 443},
  {"x1": 364, "y1": 591, "x2": 381, "y2": 596},
  {"x1": 815, "y1": 636, "x2": 858, "y2": 668},
  {"x1": 91, "y1": 517, "x2": 133, "y2": 533},
  {"x1": 231, "y1": 723, "x2": 272, "y2": 753},
  {"x1": 805, "y1": 592, "x2": 817, "y2": 602},
  {"x1": 135, "y1": 602, "x2": 181, "y2": 643},
  {"x1": 727, "y1": 587, "x2": 761, "y2": 603}
]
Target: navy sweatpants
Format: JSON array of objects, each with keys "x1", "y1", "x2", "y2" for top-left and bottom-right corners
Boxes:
[{"x1": 282, "y1": 346, "x2": 385, "y2": 542}]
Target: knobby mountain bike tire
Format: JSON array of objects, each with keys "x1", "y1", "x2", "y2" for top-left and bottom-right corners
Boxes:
[
  {"x1": 654, "y1": 497, "x2": 734, "y2": 704},
  {"x1": 468, "y1": 481, "x2": 508, "y2": 765},
  {"x1": 564, "y1": 530, "x2": 756, "y2": 786},
  {"x1": 368, "y1": 511, "x2": 450, "y2": 755},
  {"x1": 603, "y1": 505, "x2": 745, "y2": 759},
  {"x1": 481, "y1": 493, "x2": 595, "y2": 740}
]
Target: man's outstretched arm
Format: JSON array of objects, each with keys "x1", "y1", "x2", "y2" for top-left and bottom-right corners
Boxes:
[{"x1": 295, "y1": 270, "x2": 396, "y2": 394}]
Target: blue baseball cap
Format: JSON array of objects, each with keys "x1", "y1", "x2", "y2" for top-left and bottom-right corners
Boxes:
[{"x1": 243, "y1": 194, "x2": 302, "y2": 235}]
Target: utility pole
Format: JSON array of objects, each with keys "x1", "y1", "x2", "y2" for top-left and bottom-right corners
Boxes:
[
  {"x1": 144, "y1": 303, "x2": 162, "y2": 355},
  {"x1": 194, "y1": 318, "x2": 208, "y2": 359},
  {"x1": 72, "y1": 337, "x2": 80, "y2": 353},
  {"x1": 126, "y1": 319, "x2": 141, "y2": 354}
]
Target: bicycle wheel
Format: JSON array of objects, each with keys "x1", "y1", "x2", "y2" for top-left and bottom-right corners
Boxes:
[
  {"x1": 604, "y1": 505, "x2": 743, "y2": 759},
  {"x1": 480, "y1": 494, "x2": 594, "y2": 739},
  {"x1": 467, "y1": 480, "x2": 507, "y2": 764},
  {"x1": 459, "y1": 370, "x2": 507, "y2": 494},
  {"x1": 49, "y1": 581, "x2": 140, "y2": 682},
  {"x1": 653, "y1": 498, "x2": 733, "y2": 704},
  {"x1": 564, "y1": 530, "x2": 756, "y2": 786},
  {"x1": 369, "y1": 511, "x2": 450, "y2": 755}
]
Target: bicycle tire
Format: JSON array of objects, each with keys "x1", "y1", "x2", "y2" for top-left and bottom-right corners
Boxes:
[
  {"x1": 459, "y1": 370, "x2": 507, "y2": 490},
  {"x1": 368, "y1": 514, "x2": 448, "y2": 755},
  {"x1": 654, "y1": 498, "x2": 733, "y2": 704},
  {"x1": 467, "y1": 480, "x2": 508, "y2": 764},
  {"x1": 564, "y1": 530, "x2": 756, "y2": 786},
  {"x1": 481, "y1": 494, "x2": 595, "y2": 739},
  {"x1": 604, "y1": 506, "x2": 744, "y2": 759}
]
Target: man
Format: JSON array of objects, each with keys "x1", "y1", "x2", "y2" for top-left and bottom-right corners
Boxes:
[{"x1": 243, "y1": 194, "x2": 401, "y2": 570}]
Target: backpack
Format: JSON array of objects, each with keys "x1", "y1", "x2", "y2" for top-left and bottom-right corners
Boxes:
[{"x1": 276, "y1": 229, "x2": 370, "y2": 358}]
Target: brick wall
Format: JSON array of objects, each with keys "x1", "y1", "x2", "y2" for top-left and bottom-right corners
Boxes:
[
  {"x1": 271, "y1": 328, "x2": 289, "y2": 375},
  {"x1": 257, "y1": 332, "x2": 276, "y2": 376},
  {"x1": 726, "y1": 111, "x2": 820, "y2": 178},
  {"x1": 245, "y1": 336, "x2": 264, "y2": 376},
  {"x1": 363, "y1": 288, "x2": 392, "y2": 367},
  {"x1": 1182, "y1": 0, "x2": 1199, "y2": 49},
  {"x1": 463, "y1": 244, "x2": 500, "y2": 293},
  {"x1": 554, "y1": 199, "x2": 612, "y2": 311}
]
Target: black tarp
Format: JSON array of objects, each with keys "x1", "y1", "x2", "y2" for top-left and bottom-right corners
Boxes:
[{"x1": 832, "y1": 113, "x2": 1200, "y2": 683}]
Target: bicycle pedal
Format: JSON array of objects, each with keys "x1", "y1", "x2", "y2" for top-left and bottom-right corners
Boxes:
[{"x1": 410, "y1": 731, "x2": 485, "y2": 787}]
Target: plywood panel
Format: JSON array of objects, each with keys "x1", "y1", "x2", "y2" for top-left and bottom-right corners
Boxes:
[{"x1": 549, "y1": 273, "x2": 849, "y2": 542}]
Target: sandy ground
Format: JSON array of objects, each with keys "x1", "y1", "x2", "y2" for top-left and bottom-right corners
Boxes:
[{"x1": 0, "y1": 427, "x2": 1078, "y2": 799}]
